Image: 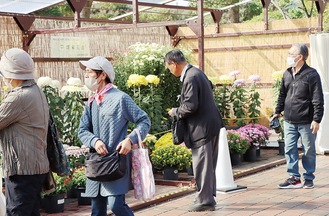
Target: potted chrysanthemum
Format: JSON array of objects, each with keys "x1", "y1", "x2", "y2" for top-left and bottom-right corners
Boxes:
[
  {"x1": 150, "y1": 144, "x2": 192, "y2": 180},
  {"x1": 227, "y1": 130, "x2": 250, "y2": 166}
]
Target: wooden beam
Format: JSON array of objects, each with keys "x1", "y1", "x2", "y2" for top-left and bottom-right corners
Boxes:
[
  {"x1": 31, "y1": 20, "x2": 187, "y2": 34},
  {"x1": 191, "y1": 43, "x2": 310, "y2": 52},
  {"x1": 181, "y1": 28, "x2": 313, "y2": 39}
]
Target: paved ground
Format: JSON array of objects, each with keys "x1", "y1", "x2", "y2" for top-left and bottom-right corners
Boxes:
[
  {"x1": 39, "y1": 130, "x2": 329, "y2": 216},
  {"x1": 135, "y1": 154, "x2": 329, "y2": 216},
  {"x1": 39, "y1": 144, "x2": 329, "y2": 216}
]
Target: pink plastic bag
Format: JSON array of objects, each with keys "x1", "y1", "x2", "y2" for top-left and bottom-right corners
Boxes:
[{"x1": 131, "y1": 129, "x2": 156, "y2": 201}]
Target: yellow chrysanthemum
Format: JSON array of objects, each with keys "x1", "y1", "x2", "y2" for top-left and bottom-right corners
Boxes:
[
  {"x1": 272, "y1": 71, "x2": 284, "y2": 81},
  {"x1": 146, "y1": 75, "x2": 160, "y2": 85},
  {"x1": 127, "y1": 74, "x2": 148, "y2": 87},
  {"x1": 137, "y1": 75, "x2": 148, "y2": 86},
  {"x1": 127, "y1": 74, "x2": 139, "y2": 87},
  {"x1": 219, "y1": 75, "x2": 233, "y2": 85}
]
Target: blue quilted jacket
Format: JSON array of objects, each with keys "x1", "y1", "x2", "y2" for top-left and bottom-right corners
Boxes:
[{"x1": 78, "y1": 87, "x2": 150, "y2": 197}]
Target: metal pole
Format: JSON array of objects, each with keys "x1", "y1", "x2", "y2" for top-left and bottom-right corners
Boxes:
[{"x1": 198, "y1": 0, "x2": 204, "y2": 71}]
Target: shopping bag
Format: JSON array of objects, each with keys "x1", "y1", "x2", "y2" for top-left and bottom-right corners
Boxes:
[{"x1": 131, "y1": 129, "x2": 156, "y2": 201}]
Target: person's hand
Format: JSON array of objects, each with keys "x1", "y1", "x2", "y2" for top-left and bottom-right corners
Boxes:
[
  {"x1": 270, "y1": 113, "x2": 281, "y2": 121},
  {"x1": 168, "y1": 108, "x2": 174, "y2": 117},
  {"x1": 116, "y1": 138, "x2": 132, "y2": 155},
  {"x1": 310, "y1": 121, "x2": 320, "y2": 134},
  {"x1": 95, "y1": 140, "x2": 109, "y2": 155}
]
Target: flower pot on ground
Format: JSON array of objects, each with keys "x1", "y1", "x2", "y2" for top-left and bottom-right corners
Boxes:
[
  {"x1": 66, "y1": 187, "x2": 77, "y2": 198},
  {"x1": 227, "y1": 130, "x2": 250, "y2": 166},
  {"x1": 278, "y1": 139, "x2": 285, "y2": 156},
  {"x1": 150, "y1": 144, "x2": 192, "y2": 180},
  {"x1": 71, "y1": 167, "x2": 91, "y2": 205},
  {"x1": 277, "y1": 118, "x2": 285, "y2": 156},
  {"x1": 41, "y1": 173, "x2": 72, "y2": 213},
  {"x1": 42, "y1": 193, "x2": 66, "y2": 214},
  {"x1": 76, "y1": 187, "x2": 91, "y2": 205},
  {"x1": 256, "y1": 146, "x2": 261, "y2": 157},
  {"x1": 163, "y1": 167, "x2": 179, "y2": 180},
  {"x1": 230, "y1": 152, "x2": 242, "y2": 166},
  {"x1": 187, "y1": 165, "x2": 194, "y2": 176},
  {"x1": 244, "y1": 146, "x2": 257, "y2": 162}
]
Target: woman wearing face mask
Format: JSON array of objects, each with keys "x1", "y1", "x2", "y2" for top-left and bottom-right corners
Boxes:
[
  {"x1": 0, "y1": 48, "x2": 50, "y2": 215},
  {"x1": 78, "y1": 56, "x2": 150, "y2": 216}
]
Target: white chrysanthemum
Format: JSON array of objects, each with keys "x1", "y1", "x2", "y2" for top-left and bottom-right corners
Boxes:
[
  {"x1": 61, "y1": 85, "x2": 81, "y2": 92},
  {"x1": 37, "y1": 76, "x2": 52, "y2": 88},
  {"x1": 50, "y1": 80, "x2": 61, "y2": 89},
  {"x1": 67, "y1": 77, "x2": 82, "y2": 86}
]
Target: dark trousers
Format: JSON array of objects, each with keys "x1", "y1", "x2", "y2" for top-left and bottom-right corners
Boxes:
[
  {"x1": 5, "y1": 173, "x2": 47, "y2": 216},
  {"x1": 192, "y1": 134, "x2": 219, "y2": 205}
]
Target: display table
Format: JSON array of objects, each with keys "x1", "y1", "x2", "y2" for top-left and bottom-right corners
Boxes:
[{"x1": 316, "y1": 92, "x2": 329, "y2": 154}]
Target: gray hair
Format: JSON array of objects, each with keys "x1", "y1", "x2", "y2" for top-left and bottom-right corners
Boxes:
[
  {"x1": 293, "y1": 43, "x2": 309, "y2": 61},
  {"x1": 164, "y1": 49, "x2": 186, "y2": 64}
]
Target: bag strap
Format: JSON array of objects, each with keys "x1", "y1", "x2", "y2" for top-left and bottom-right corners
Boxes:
[{"x1": 134, "y1": 129, "x2": 144, "y2": 149}]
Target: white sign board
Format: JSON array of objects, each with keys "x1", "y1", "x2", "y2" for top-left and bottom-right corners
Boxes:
[{"x1": 50, "y1": 36, "x2": 90, "y2": 58}]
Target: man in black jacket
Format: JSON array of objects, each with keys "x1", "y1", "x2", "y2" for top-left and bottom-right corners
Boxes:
[
  {"x1": 165, "y1": 50, "x2": 224, "y2": 212},
  {"x1": 272, "y1": 43, "x2": 324, "y2": 189}
]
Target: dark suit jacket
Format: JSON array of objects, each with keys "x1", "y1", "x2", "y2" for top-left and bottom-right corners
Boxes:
[{"x1": 173, "y1": 65, "x2": 224, "y2": 149}]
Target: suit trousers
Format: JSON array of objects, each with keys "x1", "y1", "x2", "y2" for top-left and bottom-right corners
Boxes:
[{"x1": 192, "y1": 134, "x2": 219, "y2": 205}]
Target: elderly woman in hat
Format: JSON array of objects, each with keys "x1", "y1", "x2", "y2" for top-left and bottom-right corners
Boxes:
[
  {"x1": 78, "y1": 56, "x2": 150, "y2": 216},
  {"x1": 0, "y1": 48, "x2": 49, "y2": 216}
]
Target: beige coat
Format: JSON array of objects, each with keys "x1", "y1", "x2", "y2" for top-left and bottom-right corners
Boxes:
[{"x1": 0, "y1": 80, "x2": 49, "y2": 178}]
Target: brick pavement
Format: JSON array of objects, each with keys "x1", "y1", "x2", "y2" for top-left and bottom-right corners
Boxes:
[
  {"x1": 39, "y1": 147, "x2": 329, "y2": 216},
  {"x1": 135, "y1": 154, "x2": 329, "y2": 216}
]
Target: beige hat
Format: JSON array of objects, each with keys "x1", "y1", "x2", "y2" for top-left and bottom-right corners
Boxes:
[
  {"x1": 0, "y1": 48, "x2": 34, "y2": 80},
  {"x1": 79, "y1": 56, "x2": 115, "y2": 83}
]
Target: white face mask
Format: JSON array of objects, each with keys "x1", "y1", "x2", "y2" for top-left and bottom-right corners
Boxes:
[
  {"x1": 287, "y1": 55, "x2": 300, "y2": 67},
  {"x1": 85, "y1": 77, "x2": 99, "y2": 92}
]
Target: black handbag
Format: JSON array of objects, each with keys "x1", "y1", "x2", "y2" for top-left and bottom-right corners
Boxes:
[
  {"x1": 47, "y1": 111, "x2": 70, "y2": 176},
  {"x1": 85, "y1": 150, "x2": 126, "y2": 182},
  {"x1": 172, "y1": 116, "x2": 186, "y2": 145}
]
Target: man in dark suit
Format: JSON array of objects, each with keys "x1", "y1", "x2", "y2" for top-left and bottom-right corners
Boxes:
[{"x1": 165, "y1": 50, "x2": 224, "y2": 212}]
